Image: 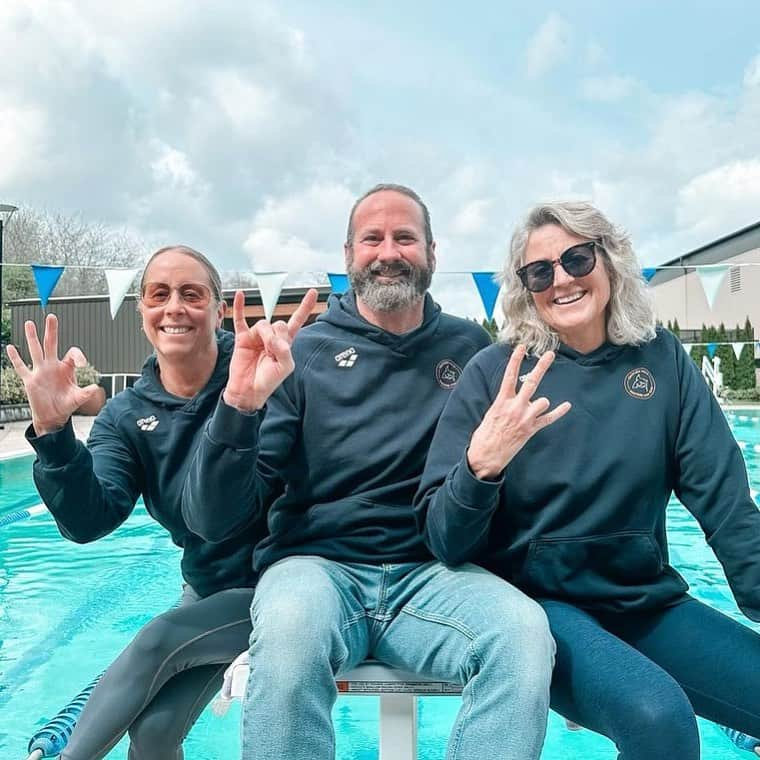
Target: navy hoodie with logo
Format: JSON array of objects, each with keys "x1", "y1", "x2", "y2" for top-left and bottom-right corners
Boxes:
[
  {"x1": 415, "y1": 328, "x2": 760, "y2": 620},
  {"x1": 182, "y1": 291, "x2": 491, "y2": 571},
  {"x1": 27, "y1": 330, "x2": 261, "y2": 598}
]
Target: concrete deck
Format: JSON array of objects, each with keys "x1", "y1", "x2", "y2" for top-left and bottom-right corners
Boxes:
[{"x1": 0, "y1": 416, "x2": 95, "y2": 459}]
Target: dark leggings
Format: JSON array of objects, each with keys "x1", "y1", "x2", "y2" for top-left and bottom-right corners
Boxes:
[
  {"x1": 61, "y1": 586, "x2": 253, "y2": 760},
  {"x1": 543, "y1": 596, "x2": 760, "y2": 760}
]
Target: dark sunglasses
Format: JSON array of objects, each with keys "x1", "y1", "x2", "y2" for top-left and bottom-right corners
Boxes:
[{"x1": 516, "y1": 241, "x2": 598, "y2": 293}]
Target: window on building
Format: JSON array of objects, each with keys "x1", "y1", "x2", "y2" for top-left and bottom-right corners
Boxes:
[{"x1": 730, "y1": 266, "x2": 741, "y2": 293}]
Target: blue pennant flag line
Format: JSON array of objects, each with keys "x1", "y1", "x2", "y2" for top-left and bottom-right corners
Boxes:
[
  {"x1": 471, "y1": 272, "x2": 500, "y2": 320},
  {"x1": 31, "y1": 265, "x2": 65, "y2": 307},
  {"x1": 642, "y1": 268, "x2": 657, "y2": 282}
]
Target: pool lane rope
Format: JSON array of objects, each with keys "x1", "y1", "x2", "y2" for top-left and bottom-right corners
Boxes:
[
  {"x1": 0, "y1": 503, "x2": 48, "y2": 528},
  {"x1": 25, "y1": 672, "x2": 104, "y2": 760}
]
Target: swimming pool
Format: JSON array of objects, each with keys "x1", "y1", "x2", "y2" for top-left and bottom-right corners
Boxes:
[{"x1": 2, "y1": 411, "x2": 760, "y2": 758}]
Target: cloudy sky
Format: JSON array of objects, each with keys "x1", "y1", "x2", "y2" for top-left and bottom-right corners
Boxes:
[{"x1": 2, "y1": 1, "x2": 760, "y2": 317}]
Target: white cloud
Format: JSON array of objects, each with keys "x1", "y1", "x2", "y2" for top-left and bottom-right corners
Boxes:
[
  {"x1": 243, "y1": 183, "x2": 356, "y2": 272},
  {"x1": 150, "y1": 144, "x2": 200, "y2": 190},
  {"x1": 525, "y1": 14, "x2": 571, "y2": 79},
  {"x1": 581, "y1": 75, "x2": 640, "y2": 103},
  {"x1": 675, "y1": 159, "x2": 760, "y2": 241},
  {"x1": 0, "y1": 104, "x2": 48, "y2": 184},
  {"x1": 450, "y1": 199, "x2": 493, "y2": 236},
  {"x1": 743, "y1": 52, "x2": 760, "y2": 88}
]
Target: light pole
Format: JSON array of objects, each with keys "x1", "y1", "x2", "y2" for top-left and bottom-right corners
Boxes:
[{"x1": 0, "y1": 203, "x2": 19, "y2": 423}]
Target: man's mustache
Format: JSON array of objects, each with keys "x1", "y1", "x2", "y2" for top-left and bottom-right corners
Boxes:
[{"x1": 369, "y1": 262, "x2": 412, "y2": 277}]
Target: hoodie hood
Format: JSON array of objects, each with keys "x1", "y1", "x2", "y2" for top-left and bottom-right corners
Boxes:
[
  {"x1": 132, "y1": 329, "x2": 233, "y2": 412},
  {"x1": 317, "y1": 289, "x2": 441, "y2": 358}
]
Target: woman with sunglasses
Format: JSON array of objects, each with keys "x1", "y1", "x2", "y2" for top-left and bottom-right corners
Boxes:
[
  {"x1": 415, "y1": 201, "x2": 760, "y2": 759},
  {"x1": 8, "y1": 245, "x2": 315, "y2": 759}
]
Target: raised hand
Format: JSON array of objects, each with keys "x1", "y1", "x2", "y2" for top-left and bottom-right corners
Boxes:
[
  {"x1": 222, "y1": 288, "x2": 318, "y2": 412},
  {"x1": 467, "y1": 345, "x2": 571, "y2": 480},
  {"x1": 6, "y1": 315, "x2": 101, "y2": 436}
]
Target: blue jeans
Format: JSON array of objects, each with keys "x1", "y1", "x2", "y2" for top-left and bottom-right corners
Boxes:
[
  {"x1": 543, "y1": 596, "x2": 760, "y2": 760},
  {"x1": 242, "y1": 557, "x2": 555, "y2": 760}
]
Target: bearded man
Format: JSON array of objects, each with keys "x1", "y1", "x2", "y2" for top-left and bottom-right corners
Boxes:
[{"x1": 183, "y1": 184, "x2": 556, "y2": 760}]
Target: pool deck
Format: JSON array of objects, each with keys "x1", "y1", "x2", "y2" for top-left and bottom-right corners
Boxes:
[
  {"x1": 0, "y1": 416, "x2": 95, "y2": 459},
  {"x1": 0, "y1": 404, "x2": 757, "y2": 460}
]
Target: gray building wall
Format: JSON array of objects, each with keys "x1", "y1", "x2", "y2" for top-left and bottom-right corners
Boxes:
[
  {"x1": 9, "y1": 286, "x2": 332, "y2": 378},
  {"x1": 10, "y1": 294, "x2": 152, "y2": 374}
]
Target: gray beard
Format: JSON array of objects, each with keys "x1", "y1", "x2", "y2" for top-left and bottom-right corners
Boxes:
[{"x1": 347, "y1": 259, "x2": 433, "y2": 312}]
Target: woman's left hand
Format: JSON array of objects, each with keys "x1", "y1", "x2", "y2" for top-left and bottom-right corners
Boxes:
[{"x1": 467, "y1": 345, "x2": 571, "y2": 480}]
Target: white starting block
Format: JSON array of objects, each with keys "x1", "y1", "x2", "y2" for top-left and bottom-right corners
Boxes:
[{"x1": 217, "y1": 653, "x2": 462, "y2": 760}]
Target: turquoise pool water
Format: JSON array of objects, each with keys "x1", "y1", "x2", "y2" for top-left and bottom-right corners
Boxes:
[{"x1": 1, "y1": 411, "x2": 760, "y2": 758}]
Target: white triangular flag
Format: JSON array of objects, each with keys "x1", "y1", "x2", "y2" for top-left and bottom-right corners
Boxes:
[
  {"x1": 682, "y1": 343, "x2": 693, "y2": 355},
  {"x1": 255, "y1": 272, "x2": 288, "y2": 321},
  {"x1": 105, "y1": 268, "x2": 139, "y2": 319},
  {"x1": 696, "y1": 266, "x2": 728, "y2": 310},
  {"x1": 732, "y1": 342, "x2": 744, "y2": 360}
]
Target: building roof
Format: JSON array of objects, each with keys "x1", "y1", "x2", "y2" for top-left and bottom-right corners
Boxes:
[{"x1": 650, "y1": 219, "x2": 760, "y2": 286}]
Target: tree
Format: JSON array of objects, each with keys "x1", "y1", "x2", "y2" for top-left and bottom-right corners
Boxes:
[
  {"x1": 690, "y1": 323, "x2": 708, "y2": 371},
  {"x1": 735, "y1": 317, "x2": 757, "y2": 390},
  {"x1": 480, "y1": 317, "x2": 499, "y2": 342},
  {"x1": 715, "y1": 323, "x2": 735, "y2": 389},
  {"x1": 2, "y1": 206, "x2": 148, "y2": 298},
  {"x1": 672, "y1": 318, "x2": 680, "y2": 338}
]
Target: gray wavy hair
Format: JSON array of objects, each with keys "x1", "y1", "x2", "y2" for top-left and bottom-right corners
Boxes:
[{"x1": 499, "y1": 201, "x2": 656, "y2": 353}]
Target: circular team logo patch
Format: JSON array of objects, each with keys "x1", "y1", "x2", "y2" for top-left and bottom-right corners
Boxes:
[
  {"x1": 624, "y1": 367, "x2": 656, "y2": 399},
  {"x1": 436, "y1": 359, "x2": 462, "y2": 389}
]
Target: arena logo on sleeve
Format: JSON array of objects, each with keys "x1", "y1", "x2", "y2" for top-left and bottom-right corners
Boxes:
[
  {"x1": 137, "y1": 415, "x2": 160, "y2": 431},
  {"x1": 624, "y1": 368, "x2": 656, "y2": 400},
  {"x1": 436, "y1": 360, "x2": 462, "y2": 389}
]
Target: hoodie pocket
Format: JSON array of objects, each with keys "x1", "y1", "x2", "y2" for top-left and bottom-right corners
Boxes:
[{"x1": 520, "y1": 530, "x2": 665, "y2": 601}]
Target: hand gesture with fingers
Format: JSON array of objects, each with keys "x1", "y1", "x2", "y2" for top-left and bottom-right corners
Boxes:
[
  {"x1": 223, "y1": 288, "x2": 318, "y2": 412},
  {"x1": 6, "y1": 315, "x2": 101, "y2": 436},
  {"x1": 467, "y1": 345, "x2": 572, "y2": 481}
]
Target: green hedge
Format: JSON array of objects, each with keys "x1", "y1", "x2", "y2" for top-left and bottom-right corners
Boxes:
[
  {"x1": 721, "y1": 388, "x2": 760, "y2": 402},
  {"x1": 684, "y1": 317, "x2": 756, "y2": 391},
  {"x1": 0, "y1": 364, "x2": 101, "y2": 405}
]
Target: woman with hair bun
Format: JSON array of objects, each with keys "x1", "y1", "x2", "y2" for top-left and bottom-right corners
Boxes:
[{"x1": 8, "y1": 245, "x2": 315, "y2": 759}]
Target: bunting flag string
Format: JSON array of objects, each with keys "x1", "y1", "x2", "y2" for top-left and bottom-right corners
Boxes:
[
  {"x1": 2, "y1": 258, "x2": 759, "y2": 325},
  {"x1": 681, "y1": 341, "x2": 760, "y2": 358}
]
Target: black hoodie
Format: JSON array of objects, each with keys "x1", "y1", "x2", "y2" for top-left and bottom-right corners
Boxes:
[
  {"x1": 415, "y1": 328, "x2": 760, "y2": 620},
  {"x1": 183, "y1": 291, "x2": 491, "y2": 571},
  {"x1": 28, "y1": 330, "x2": 261, "y2": 598}
]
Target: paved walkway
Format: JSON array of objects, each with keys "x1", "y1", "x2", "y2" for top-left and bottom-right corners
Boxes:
[{"x1": 0, "y1": 416, "x2": 95, "y2": 458}]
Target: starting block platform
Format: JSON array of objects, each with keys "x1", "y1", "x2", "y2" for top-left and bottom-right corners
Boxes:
[{"x1": 219, "y1": 654, "x2": 462, "y2": 760}]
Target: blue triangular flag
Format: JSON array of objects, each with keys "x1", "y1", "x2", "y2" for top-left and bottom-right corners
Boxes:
[
  {"x1": 327, "y1": 273, "x2": 349, "y2": 294},
  {"x1": 706, "y1": 343, "x2": 718, "y2": 358},
  {"x1": 642, "y1": 268, "x2": 657, "y2": 282},
  {"x1": 32, "y1": 265, "x2": 65, "y2": 306},
  {"x1": 471, "y1": 272, "x2": 500, "y2": 320}
]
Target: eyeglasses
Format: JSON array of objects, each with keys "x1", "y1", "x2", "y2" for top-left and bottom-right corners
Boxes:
[
  {"x1": 516, "y1": 241, "x2": 598, "y2": 293},
  {"x1": 141, "y1": 281, "x2": 214, "y2": 309}
]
